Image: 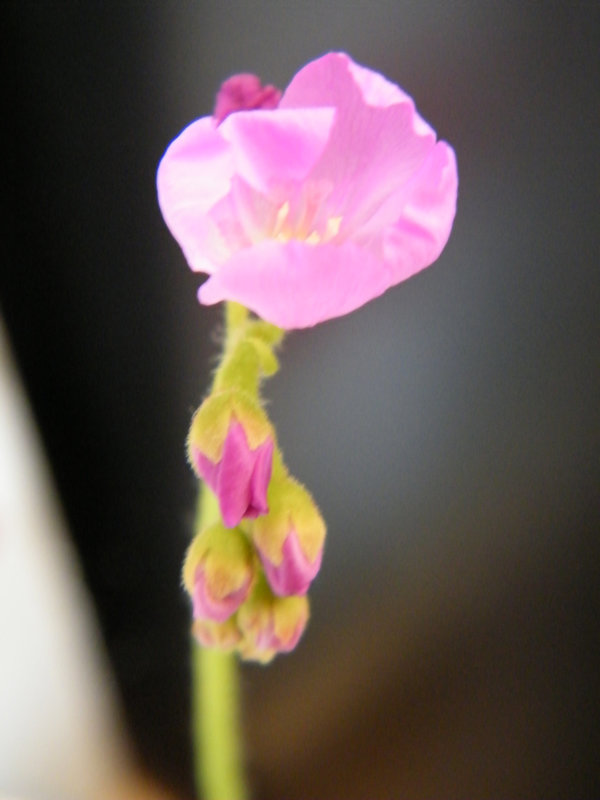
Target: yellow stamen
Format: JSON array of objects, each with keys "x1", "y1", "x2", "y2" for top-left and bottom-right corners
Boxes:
[
  {"x1": 273, "y1": 201, "x2": 290, "y2": 238},
  {"x1": 271, "y1": 200, "x2": 342, "y2": 246},
  {"x1": 325, "y1": 216, "x2": 342, "y2": 239}
]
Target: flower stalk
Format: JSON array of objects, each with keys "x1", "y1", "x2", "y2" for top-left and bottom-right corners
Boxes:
[
  {"x1": 157, "y1": 52, "x2": 458, "y2": 798},
  {"x1": 191, "y1": 384, "x2": 248, "y2": 800},
  {"x1": 189, "y1": 302, "x2": 291, "y2": 798},
  {"x1": 194, "y1": 646, "x2": 247, "y2": 800}
]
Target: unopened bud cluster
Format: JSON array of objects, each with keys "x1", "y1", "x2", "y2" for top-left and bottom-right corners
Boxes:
[{"x1": 183, "y1": 304, "x2": 325, "y2": 662}]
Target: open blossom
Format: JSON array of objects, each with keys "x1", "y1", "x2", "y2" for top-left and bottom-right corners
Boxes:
[{"x1": 157, "y1": 52, "x2": 458, "y2": 329}]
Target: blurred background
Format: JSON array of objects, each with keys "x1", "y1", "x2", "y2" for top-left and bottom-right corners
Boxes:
[{"x1": 3, "y1": 1, "x2": 599, "y2": 798}]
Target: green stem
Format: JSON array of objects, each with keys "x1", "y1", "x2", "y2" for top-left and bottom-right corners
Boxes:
[
  {"x1": 193, "y1": 646, "x2": 248, "y2": 800},
  {"x1": 192, "y1": 482, "x2": 249, "y2": 800},
  {"x1": 191, "y1": 302, "x2": 283, "y2": 799},
  {"x1": 192, "y1": 303, "x2": 247, "y2": 800}
]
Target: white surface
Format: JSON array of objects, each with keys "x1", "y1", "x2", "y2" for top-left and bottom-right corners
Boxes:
[{"x1": 0, "y1": 320, "x2": 130, "y2": 800}]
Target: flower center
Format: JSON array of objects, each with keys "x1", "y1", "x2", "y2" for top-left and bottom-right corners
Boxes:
[{"x1": 271, "y1": 200, "x2": 342, "y2": 246}]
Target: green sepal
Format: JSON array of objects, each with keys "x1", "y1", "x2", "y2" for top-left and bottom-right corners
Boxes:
[
  {"x1": 182, "y1": 521, "x2": 255, "y2": 600},
  {"x1": 188, "y1": 389, "x2": 273, "y2": 463},
  {"x1": 250, "y1": 476, "x2": 326, "y2": 566}
]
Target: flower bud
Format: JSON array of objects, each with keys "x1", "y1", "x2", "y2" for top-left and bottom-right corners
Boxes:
[
  {"x1": 188, "y1": 390, "x2": 274, "y2": 527},
  {"x1": 237, "y1": 577, "x2": 309, "y2": 662},
  {"x1": 192, "y1": 617, "x2": 242, "y2": 651},
  {"x1": 183, "y1": 522, "x2": 254, "y2": 622},
  {"x1": 251, "y1": 477, "x2": 325, "y2": 596},
  {"x1": 213, "y1": 73, "x2": 281, "y2": 125}
]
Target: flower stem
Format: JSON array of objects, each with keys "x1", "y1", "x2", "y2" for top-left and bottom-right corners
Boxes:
[
  {"x1": 191, "y1": 304, "x2": 253, "y2": 800},
  {"x1": 190, "y1": 302, "x2": 283, "y2": 798},
  {"x1": 192, "y1": 481, "x2": 249, "y2": 800},
  {"x1": 193, "y1": 645, "x2": 248, "y2": 800}
]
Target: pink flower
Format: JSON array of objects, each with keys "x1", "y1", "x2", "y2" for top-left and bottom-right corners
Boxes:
[{"x1": 157, "y1": 52, "x2": 458, "y2": 329}]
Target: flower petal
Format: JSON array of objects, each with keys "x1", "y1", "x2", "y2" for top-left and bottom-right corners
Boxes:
[
  {"x1": 382, "y1": 141, "x2": 458, "y2": 284},
  {"x1": 345, "y1": 56, "x2": 414, "y2": 109},
  {"x1": 249, "y1": 437, "x2": 275, "y2": 516},
  {"x1": 280, "y1": 52, "x2": 436, "y2": 232},
  {"x1": 218, "y1": 107, "x2": 336, "y2": 196},
  {"x1": 193, "y1": 421, "x2": 273, "y2": 527},
  {"x1": 199, "y1": 138, "x2": 456, "y2": 331},
  {"x1": 217, "y1": 424, "x2": 273, "y2": 526},
  {"x1": 345, "y1": 58, "x2": 434, "y2": 138},
  {"x1": 157, "y1": 117, "x2": 234, "y2": 272},
  {"x1": 283, "y1": 51, "x2": 421, "y2": 112},
  {"x1": 198, "y1": 239, "x2": 393, "y2": 329}
]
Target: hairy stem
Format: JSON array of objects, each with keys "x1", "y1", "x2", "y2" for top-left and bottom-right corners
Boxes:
[
  {"x1": 191, "y1": 302, "x2": 283, "y2": 798},
  {"x1": 192, "y1": 304, "x2": 250, "y2": 800}
]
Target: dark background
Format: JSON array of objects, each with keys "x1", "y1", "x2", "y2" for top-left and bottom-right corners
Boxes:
[{"x1": 3, "y1": 2, "x2": 599, "y2": 798}]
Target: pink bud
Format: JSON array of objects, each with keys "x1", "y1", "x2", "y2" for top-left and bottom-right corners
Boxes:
[
  {"x1": 251, "y1": 605, "x2": 306, "y2": 654},
  {"x1": 192, "y1": 563, "x2": 252, "y2": 623},
  {"x1": 214, "y1": 73, "x2": 281, "y2": 124},
  {"x1": 183, "y1": 523, "x2": 255, "y2": 623},
  {"x1": 191, "y1": 419, "x2": 274, "y2": 528},
  {"x1": 237, "y1": 579, "x2": 310, "y2": 661},
  {"x1": 260, "y1": 528, "x2": 323, "y2": 597},
  {"x1": 251, "y1": 477, "x2": 326, "y2": 596},
  {"x1": 192, "y1": 617, "x2": 242, "y2": 650}
]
